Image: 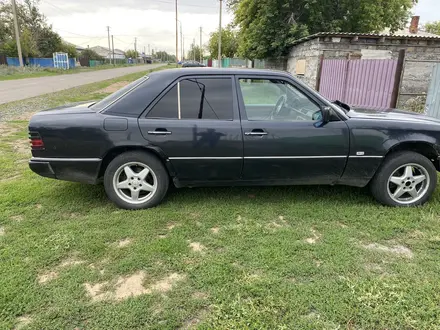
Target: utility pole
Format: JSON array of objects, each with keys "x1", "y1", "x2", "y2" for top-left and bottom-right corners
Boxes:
[
  {"x1": 148, "y1": 44, "x2": 150, "y2": 55},
  {"x1": 218, "y1": 0, "x2": 222, "y2": 68},
  {"x1": 180, "y1": 22, "x2": 183, "y2": 61},
  {"x1": 193, "y1": 38, "x2": 196, "y2": 61},
  {"x1": 175, "y1": 0, "x2": 178, "y2": 67},
  {"x1": 107, "y1": 26, "x2": 111, "y2": 65},
  {"x1": 200, "y1": 26, "x2": 203, "y2": 63},
  {"x1": 111, "y1": 35, "x2": 115, "y2": 66},
  {"x1": 183, "y1": 38, "x2": 185, "y2": 61},
  {"x1": 134, "y1": 37, "x2": 137, "y2": 63},
  {"x1": 11, "y1": 0, "x2": 23, "y2": 67}
]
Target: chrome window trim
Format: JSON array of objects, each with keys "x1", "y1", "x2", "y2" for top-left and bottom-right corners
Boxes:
[
  {"x1": 168, "y1": 155, "x2": 383, "y2": 160},
  {"x1": 169, "y1": 157, "x2": 243, "y2": 160},
  {"x1": 31, "y1": 157, "x2": 101, "y2": 162},
  {"x1": 244, "y1": 156, "x2": 347, "y2": 159},
  {"x1": 348, "y1": 156, "x2": 383, "y2": 159},
  {"x1": 97, "y1": 76, "x2": 149, "y2": 113}
]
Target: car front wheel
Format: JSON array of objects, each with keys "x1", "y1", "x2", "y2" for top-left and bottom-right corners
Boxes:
[
  {"x1": 370, "y1": 151, "x2": 437, "y2": 207},
  {"x1": 104, "y1": 151, "x2": 169, "y2": 209}
]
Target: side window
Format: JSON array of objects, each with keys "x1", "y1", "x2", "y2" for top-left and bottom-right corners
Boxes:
[
  {"x1": 146, "y1": 85, "x2": 178, "y2": 119},
  {"x1": 238, "y1": 79, "x2": 321, "y2": 121},
  {"x1": 147, "y1": 78, "x2": 233, "y2": 120}
]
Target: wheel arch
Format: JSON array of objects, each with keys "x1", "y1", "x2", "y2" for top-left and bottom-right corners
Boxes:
[
  {"x1": 98, "y1": 145, "x2": 174, "y2": 179},
  {"x1": 384, "y1": 141, "x2": 440, "y2": 171}
]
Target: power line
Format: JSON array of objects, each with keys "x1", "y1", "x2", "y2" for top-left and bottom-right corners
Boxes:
[
  {"x1": 40, "y1": 0, "x2": 71, "y2": 15},
  {"x1": 75, "y1": 37, "x2": 105, "y2": 46},
  {"x1": 52, "y1": 28, "x2": 103, "y2": 38},
  {"x1": 151, "y1": 0, "x2": 216, "y2": 8}
]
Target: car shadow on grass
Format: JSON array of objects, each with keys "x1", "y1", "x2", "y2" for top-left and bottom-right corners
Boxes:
[
  {"x1": 59, "y1": 182, "x2": 375, "y2": 209},
  {"x1": 167, "y1": 185, "x2": 374, "y2": 205}
]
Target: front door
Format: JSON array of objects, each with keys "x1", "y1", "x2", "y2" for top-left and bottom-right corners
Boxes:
[
  {"x1": 237, "y1": 77, "x2": 349, "y2": 184},
  {"x1": 138, "y1": 76, "x2": 243, "y2": 181}
]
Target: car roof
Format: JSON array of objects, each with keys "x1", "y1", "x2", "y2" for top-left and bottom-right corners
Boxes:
[{"x1": 149, "y1": 67, "x2": 292, "y2": 79}]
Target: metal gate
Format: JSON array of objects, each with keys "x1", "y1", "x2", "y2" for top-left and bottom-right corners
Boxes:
[
  {"x1": 426, "y1": 63, "x2": 440, "y2": 118},
  {"x1": 53, "y1": 52, "x2": 69, "y2": 69},
  {"x1": 319, "y1": 59, "x2": 398, "y2": 108}
]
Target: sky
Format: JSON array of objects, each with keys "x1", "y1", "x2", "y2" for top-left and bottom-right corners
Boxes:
[
  {"x1": 37, "y1": 0, "x2": 233, "y2": 57},
  {"x1": 36, "y1": 0, "x2": 439, "y2": 57}
]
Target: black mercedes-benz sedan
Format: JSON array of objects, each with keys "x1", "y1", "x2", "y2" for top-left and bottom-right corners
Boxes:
[{"x1": 28, "y1": 68, "x2": 440, "y2": 209}]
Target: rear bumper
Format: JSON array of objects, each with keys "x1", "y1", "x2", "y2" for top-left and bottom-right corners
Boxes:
[{"x1": 29, "y1": 157, "x2": 101, "y2": 184}]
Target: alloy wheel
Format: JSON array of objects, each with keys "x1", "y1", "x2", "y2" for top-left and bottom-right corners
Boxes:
[
  {"x1": 113, "y1": 162, "x2": 158, "y2": 205},
  {"x1": 387, "y1": 163, "x2": 430, "y2": 205}
]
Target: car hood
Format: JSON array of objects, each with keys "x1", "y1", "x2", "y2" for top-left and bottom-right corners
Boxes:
[
  {"x1": 347, "y1": 107, "x2": 440, "y2": 125},
  {"x1": 33, "y1": 101, "x2": 96, "y2": 117}
]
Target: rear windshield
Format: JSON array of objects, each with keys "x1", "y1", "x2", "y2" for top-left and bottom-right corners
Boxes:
[{"x1": 91, "y1": 76, "x2": 148, "y2": 111}]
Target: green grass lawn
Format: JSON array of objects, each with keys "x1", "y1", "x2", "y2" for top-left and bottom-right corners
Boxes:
[
  {"x1": 1, "y1": 70, "x2": 440, "y2": 329},
  {"x1": 0, "y1": 64, "x2": 151, "y2": 81}
]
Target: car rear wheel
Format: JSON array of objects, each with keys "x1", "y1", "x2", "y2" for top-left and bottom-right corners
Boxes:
[
  {"x1": 104, "y1": 151, "x2": 169, "y2": 209},
  {"x1": 370, "y1": 151, "x2": 437, "y2": 207}
]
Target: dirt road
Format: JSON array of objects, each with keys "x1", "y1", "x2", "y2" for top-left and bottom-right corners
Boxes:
[{"x1": 0, "y1": 64, "x2": 165, "y2": 105}]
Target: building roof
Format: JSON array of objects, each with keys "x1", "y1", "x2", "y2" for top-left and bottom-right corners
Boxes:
[
  {"x1": 291, "y1": 30, "x2": 440, "y2": 46},
  {"x1": 62, "y1": 40, "x2": 85, "y2": 51},
  {"x1": 89, "y1": 46, "x2": 125, "y2": 56}
]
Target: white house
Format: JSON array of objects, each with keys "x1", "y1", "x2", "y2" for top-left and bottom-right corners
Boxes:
[{"x1": 90, "y1": 46, "x2": 126, "y2": 59}]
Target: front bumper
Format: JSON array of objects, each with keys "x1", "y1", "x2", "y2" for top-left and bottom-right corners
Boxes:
[{"x1": 29, "y1": 157, "x2": 101, "y2": 184}]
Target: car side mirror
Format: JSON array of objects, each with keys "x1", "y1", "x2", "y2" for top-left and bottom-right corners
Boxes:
[
  {"x1": 322, "y1": 106, "x2": 331, "y2": 123},
  {"x1": 313, "y1": 106, "x2": 331, "y2": 127}
]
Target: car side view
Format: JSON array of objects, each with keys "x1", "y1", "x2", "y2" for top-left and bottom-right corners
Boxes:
[{"x1": 29, "y1": 68, "x2": 440, "y2": 209}]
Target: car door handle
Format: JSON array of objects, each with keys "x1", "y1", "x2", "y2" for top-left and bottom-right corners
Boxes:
[
  {"x1": 245, "y1": 129, "x2": 268, "y2": 136},
  {"x1": 147, "y1": 129, "x2": 172, "y2": 135}
]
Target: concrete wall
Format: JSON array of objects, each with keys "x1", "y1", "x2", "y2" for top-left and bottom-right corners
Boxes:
[
  {"x1": 287, "y1": 39, "x2": 321, "y2": 88},
  {"x1": 287, "y1": 36, "x2": 440, "y2": 110},
  {"x1": 264, "y1": 58, "x2": 288, "y2": 71},
  {"x1": 398, "y1": 51, "x2": 440, "y2": 110}
]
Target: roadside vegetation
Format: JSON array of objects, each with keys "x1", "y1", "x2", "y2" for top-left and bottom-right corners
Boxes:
[
  {"x1": 1, "y1": 67, "x2": 440, "y2": 329},
  {"x1": 0, "y1": 64, "x2": 156, "y2": 81}
]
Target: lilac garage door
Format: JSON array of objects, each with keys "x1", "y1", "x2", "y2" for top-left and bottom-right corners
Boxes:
[{"x1": 319, "y1": 59, "x2": 398, "y2": 108}]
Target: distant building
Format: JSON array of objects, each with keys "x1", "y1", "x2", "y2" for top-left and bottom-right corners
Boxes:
[
  {"x1": 62, "y1": 41, "x2": 85, "y2": 54},
  {"x1": 89, "y1": 46, "x2": 126, "y2": 59}
]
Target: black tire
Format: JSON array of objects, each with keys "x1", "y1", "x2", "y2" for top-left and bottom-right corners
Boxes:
[
  {"x1": 370, "y1": 151, "x2": 437, "y2": 207},
  {"x1": 104, "y1": 151, "x2": 169, "y2": 210}
]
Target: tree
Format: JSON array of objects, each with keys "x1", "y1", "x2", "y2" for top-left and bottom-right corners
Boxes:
[
  {"x1": 60, "y1": 43, "x2": 78, "y2": 59},
  {"x1": 125, "y1": 50, "x2": 138, "y2": 59},
  {"x1": 425, "y1": 21, "x2": 440, "y2": 35},
  {"x1": 37, "y1": 27, "x2": 62, "y2": 57},
  {"x1": 0, "y1": 0, "x2": 76, "y2": 59},
  {"x1": 80, "y1": 48, "x2": 103, "y2": 60},
  {"x1": 232, "y1": 0, "x2": 417, "y2": 59},
  {"x1": 207, "y1": 27, "x2": 238, "y2": 58},
  {"x1": 187, "y1": 45, "x2": 202, "y2": 61},
  {"x1": 154, "y1": 51, "x2": 176, "y2": 62}
]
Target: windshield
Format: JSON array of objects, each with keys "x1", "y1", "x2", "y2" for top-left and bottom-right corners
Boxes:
[{"x1": 91, "y1": 76, "x2": 148, "y2": 111}]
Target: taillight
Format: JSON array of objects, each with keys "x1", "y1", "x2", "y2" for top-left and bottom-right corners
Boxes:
[{"x1": 29, "y1": 132, "x2": 45, "y2": 150}]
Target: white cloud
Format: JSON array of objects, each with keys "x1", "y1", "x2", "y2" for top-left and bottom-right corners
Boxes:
[
  {"x1": 414, "y1": 0, "x2": 440, "y2": 23},
  {"x1": 39, "y1": 0, "x2": 232, "y2": 56}
]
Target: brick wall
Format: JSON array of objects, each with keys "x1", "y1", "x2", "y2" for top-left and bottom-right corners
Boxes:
[{"x1": 287, "y1": 39, "x2": 321, "y2": 88}]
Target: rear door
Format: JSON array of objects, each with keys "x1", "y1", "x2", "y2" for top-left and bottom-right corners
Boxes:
[
  {"x1": 237, "y1": 76, "x2": 350, "y2": 184},
  {"x1": 138, "y1": 75, "x2": 243, "y2": 182}
]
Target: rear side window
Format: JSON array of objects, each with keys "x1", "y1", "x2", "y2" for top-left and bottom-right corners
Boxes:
[
  {"x1": 92, "y1": 76, "x2": 148, "y2": 112},
  {"x1": 146, "y1": 77, "x2": 233, "y2": 120},
  {"x1": 146, "y1": 85, "x2": 178, "y2": 118}
]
